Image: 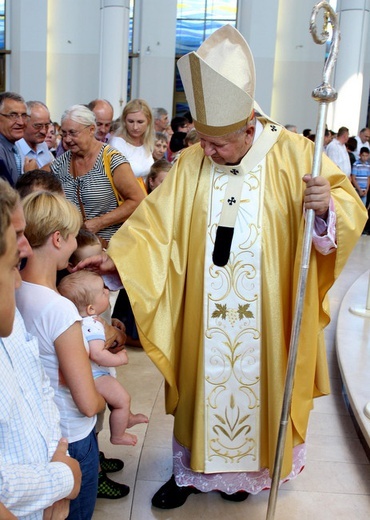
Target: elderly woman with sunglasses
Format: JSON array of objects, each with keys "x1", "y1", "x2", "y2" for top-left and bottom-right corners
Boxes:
[{"x1": 50, "y1": 104, "x2": 144, "y2": 246}]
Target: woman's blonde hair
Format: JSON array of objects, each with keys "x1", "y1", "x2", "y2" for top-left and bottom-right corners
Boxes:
[
  {"x1": 117, "y1": 98, "x2": 154, "y2": 153},
  {"x1": 22, "y1": 191, "x2": 82, "y2": 248}
]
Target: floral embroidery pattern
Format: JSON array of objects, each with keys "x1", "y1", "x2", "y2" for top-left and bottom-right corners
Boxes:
[
  {"x1": 212, "y1": 303, "x2": 254, "y2": 326},
  {"x1": 210, "y1": 394, "x2": 256, "y2": 462},
  {"x1": 204, "y1": 160, "x2": 263, "y2": 471}
]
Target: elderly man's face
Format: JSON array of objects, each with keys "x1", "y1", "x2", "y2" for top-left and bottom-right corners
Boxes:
[
  {"x1": 0, "y1": 99, "x2": 28, "y2": 143},
  {"x1": 23, "y1": 105, "x2": 51, "y2": 148},
  {"x1": 156, "y1": 114, "x2": 169, "y2": 131},
  {"x1": 93, "y1": 104, "x2": 114, "y2": 142},
  {"x1": 198, "y1": 124, "x2": 255, "y2": 165}
]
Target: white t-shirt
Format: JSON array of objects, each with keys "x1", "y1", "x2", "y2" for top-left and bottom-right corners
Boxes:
[
  {"x1": 109, "y1": 136, "x2": 154, "y2": 178},
  {"x1": 354, "y1": 136, "x2": 370, "y2": 160},
  {"x1": 325, "y1": 138, "x2": 351, "y2": 177},
  {"x1": 82, "y1": 315, "x2": 110, "y2": 378},
  {"x1": 16, "y1": 282, "x2": 96, "y2": 443}
]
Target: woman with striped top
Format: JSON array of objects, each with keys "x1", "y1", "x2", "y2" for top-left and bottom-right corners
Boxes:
[{"x1": 51, "y1": 105, "x2": 144, "y2": 244}]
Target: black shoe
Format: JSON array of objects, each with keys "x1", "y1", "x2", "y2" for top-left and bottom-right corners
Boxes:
[
  {"x1": 97, "y1": 471, "x2": 130, "y2": 499},
  {"x1": 99, "y1": 451, "x2": 124, "y2": 473},
  {"x1": 219, "y1": 490, "x2": 250, "y2": 502},
  {"x1": 151, "y1": 475, "x2": 201, "y2": 509}
]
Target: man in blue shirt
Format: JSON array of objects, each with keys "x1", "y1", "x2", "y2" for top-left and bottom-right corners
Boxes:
[
  {"x1": 0, "y1": 92, "x2": 28, "y2": 185},
  {"x1": 16, "y1": 100, "x2": 54, "y2": 171}
]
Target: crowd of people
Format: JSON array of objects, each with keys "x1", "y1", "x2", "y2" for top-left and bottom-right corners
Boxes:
[
  {"x1": 0, "y1": 24, "x2": 368, "y2": 520},
  {"x1": 285, "y1": 123, "x2": 370, "y2": 211}
]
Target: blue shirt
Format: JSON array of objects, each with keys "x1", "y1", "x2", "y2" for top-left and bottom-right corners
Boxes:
[
  {"x1": 351, "y1": 159, "x2": 370, "y2": 190},
  {"x1": 16, "y1": 138, "x2": 54, "y2": 169}
]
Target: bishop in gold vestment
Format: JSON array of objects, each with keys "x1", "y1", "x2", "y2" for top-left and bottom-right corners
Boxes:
[
  {"x1": 108, "y1": 121, "x2": 366, "y2": 478},
  {"x1": 106, "y1": 25, "x2": 367, "y2": 507}
]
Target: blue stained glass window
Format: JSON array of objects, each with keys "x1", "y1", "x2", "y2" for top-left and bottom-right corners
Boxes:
[
  {"x1": 0, "y1": 0, "x2": 5, "y2": 50},
  {"x1": 205, "y1": 0, "x2": 238, "y2": 20},
  {"x1": 176, "y1": 0, "x2": 237, "y2": 55},
  {"x1": 127, "y1": 0, "x2": 135, "y2": 100},
  {"x1": 177, "y1": 0, "x2": 236, "y2": 20},
  {"x1": 175, "y1": 0, "x2": 237, "y2": 114}
]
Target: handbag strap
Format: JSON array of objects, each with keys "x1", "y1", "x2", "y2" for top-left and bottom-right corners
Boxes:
[
  {"x1": 103, "y1": 145, "x2": 123, "y2": 205},
  {"x1": 103, "y1": 145, "x2": 149, "y2": 200},
  {"x1": 71, "y1": 155, "x2": 87, "y2": 221}
]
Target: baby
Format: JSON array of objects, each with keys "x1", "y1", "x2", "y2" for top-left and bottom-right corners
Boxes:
[{"x1": 58, "y1": 269, "x2": 148, "y2": 446}]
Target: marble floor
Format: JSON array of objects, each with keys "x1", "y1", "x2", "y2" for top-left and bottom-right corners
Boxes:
[{"x1": 93, "y1": 237, "x2": 370, "y2": 520}]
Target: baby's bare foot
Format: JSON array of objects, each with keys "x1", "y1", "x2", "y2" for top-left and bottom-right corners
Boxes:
[
  {"x1": 128, "y1": 413, "x2": 149, "y2": 428},
  {"x1": 111, "y1": 432, "x2": 137, "y2": 446}
]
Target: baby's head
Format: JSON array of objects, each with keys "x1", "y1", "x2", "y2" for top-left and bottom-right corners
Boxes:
[
  {"x1": 58, "y1": 270, "x2": 110, "y2": 317},
  {"x1": 69, "y1": 229, "x2": 103, "y2": 268}
]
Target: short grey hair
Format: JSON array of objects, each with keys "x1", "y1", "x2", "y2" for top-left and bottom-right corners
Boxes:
[
  {"x1": 61, "y1": 104, "x2": 96, "y2": 128},
  {"x1": 26, "y1": 100, "x2": 49, "y2": 116},
  {"x1": 152, "y1": 107, "x2": 168, "y2": 120},
  {"x1": 229, "y1": 116, "x2": 256, "y2": 139},
  {"x1": 0, "y1": 92, "x2": 25, "y2": 112}
]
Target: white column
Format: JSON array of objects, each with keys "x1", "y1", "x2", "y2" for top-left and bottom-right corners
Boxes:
[
  {"x1": 131, "y1": 0, "x2": 177, "y2": 116},
  {"x1": 237, "y1": 0, "x2": 279, "y2": 117},
  {"x1": 329, "y1": 0, "x2": 370, "y2": 134},
  {"x1": 99, "y1": 0, "x2": 130, "y2": 118},
  {"x1": 46, "y1": 0, "x2": 101, "y2": 121},
  {"x1": 270, "y1": 0, "x2": 327, "y2": 132}
]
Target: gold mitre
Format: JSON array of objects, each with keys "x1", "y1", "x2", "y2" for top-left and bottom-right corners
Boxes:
[{"x1": 177, "y1": 24, "x2": 255, "y2": 137}]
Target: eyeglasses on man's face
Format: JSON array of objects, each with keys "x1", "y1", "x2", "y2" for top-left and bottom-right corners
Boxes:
[
  {"x1": 0, "y1": 112, "x2": 29, "y2": 122},
  {"x1": 32, "y1": 122, "x2": 52, "y2": 131}
]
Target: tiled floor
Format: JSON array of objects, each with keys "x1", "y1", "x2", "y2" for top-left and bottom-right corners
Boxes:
[{"x1": 93, "y1": 237, "x2": 370, "y2": 520}]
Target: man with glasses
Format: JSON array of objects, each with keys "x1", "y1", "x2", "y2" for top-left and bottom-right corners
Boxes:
[
  {"x1": 0, "y1": 92, "x2": 28, "y2": 186},
  {"x1": 16, "y1": 100, "x2": 54, "y2": 172}
]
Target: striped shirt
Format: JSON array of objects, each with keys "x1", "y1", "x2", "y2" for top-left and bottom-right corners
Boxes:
[
  {"x1": 351, "y1": 159, "x2": 370, "y2": 190},
  {"x1": 0, "y1": 310, "x2": 74, "y2": 519},
  {"x1": 51, "y1": 145, "x2": 128, "y2": 241}
]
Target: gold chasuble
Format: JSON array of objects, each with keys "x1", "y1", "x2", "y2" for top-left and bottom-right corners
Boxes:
[{"x1": 108, "y1": 119, "x2": 367, "y2": 478}]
